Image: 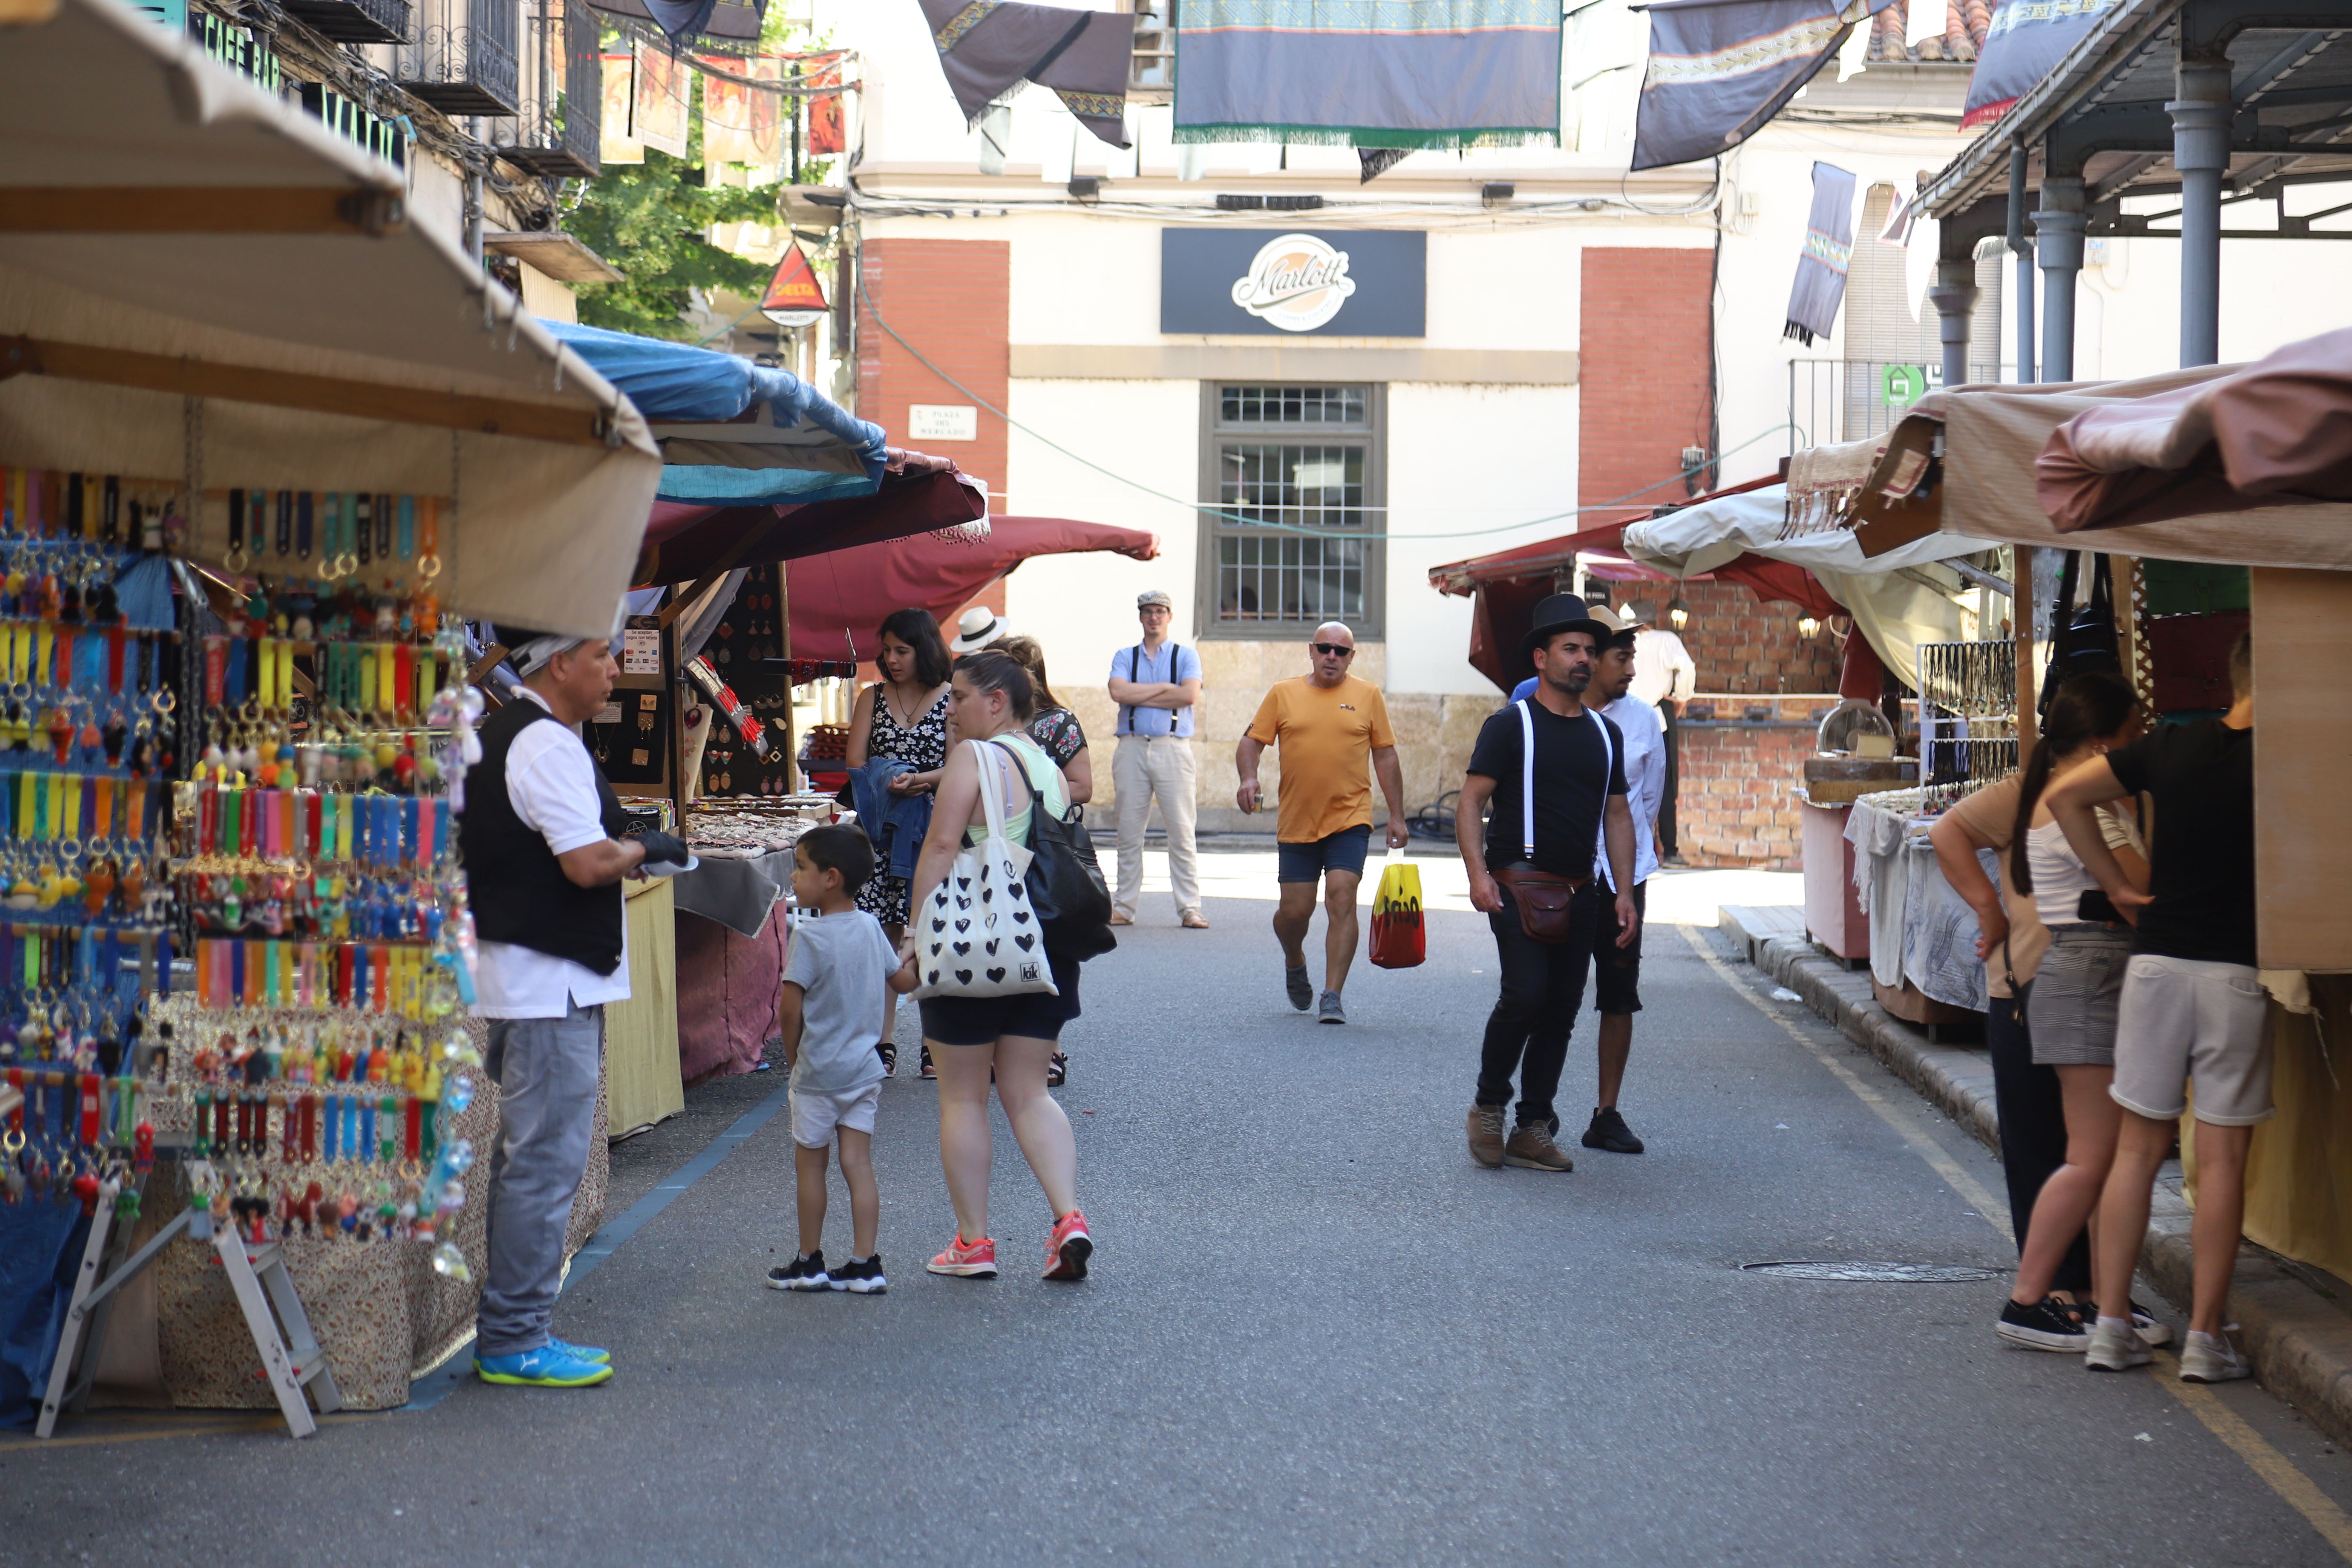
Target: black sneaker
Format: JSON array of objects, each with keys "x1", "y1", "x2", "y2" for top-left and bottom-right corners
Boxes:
[
  {"x1": 829, "y1": 1255, "x2": 888, "y2": 1294},
  {"x1": 1582, "y1": 1106, "x2": 1645, "y2": 1154},
  {"x1": 1996, "y1": 1295, "x2": 2090, "y2": 1351},
  {"x1": 1285, "y1": 965, "x2": 1313, "y2": 1011},
  {"x1": 766, "y1": 1251, "x2": 831, "y2": 1291}
]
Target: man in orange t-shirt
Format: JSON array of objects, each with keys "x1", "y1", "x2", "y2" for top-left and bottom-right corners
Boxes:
[{"x1": 1235, "y1": 622, "x2": 1409, "y2": 1025}]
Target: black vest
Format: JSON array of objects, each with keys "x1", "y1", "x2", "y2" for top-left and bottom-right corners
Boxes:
[{"x1": 459, "y1": 697, "x2": 629, "y2": 976}]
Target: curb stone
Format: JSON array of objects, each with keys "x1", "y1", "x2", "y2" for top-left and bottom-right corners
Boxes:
[{"x1": 1719, "y1": 907, "x2": 2352, "y2": 1449}]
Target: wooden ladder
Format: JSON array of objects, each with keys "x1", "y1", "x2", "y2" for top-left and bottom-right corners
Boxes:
[{"x1": 38, "y1": 1197, "x2": 342, "y2": 1439}]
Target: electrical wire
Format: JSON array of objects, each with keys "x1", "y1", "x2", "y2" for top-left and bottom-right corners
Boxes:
[{"x1": 854, "y1": 272, "x2": 1793, "y2": 542}]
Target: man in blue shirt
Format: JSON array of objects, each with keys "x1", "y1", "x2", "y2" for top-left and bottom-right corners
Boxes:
[{"x1": 1107, "y1": 590, "x2": 1206, "y2": 928}]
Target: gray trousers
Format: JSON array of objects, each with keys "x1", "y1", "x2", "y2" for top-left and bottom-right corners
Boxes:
[{"x1": 478, "y1": 1001, "x2": 603, "y2": 1357}]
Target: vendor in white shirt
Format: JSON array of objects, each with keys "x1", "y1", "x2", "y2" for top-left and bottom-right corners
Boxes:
[
  {"x1": 458, "y1": 616, "x2": 690, "y2": 1389},
  {"x1": 1623, "y1": 599, "x2": 1694, "y2": 863},
  {"x1": 1507, "y1": 605, "x2": 1664, "y2": 1155}
]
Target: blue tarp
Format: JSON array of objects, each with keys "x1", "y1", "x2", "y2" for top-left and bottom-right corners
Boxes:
[{"x1": 542, "y1": 322, "x2": 889, "y2": 508}]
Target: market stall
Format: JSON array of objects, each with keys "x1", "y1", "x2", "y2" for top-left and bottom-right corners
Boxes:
[
  {"x1": 1787, "y1": 332, "x2": 2352, "y2": 1280},
  {"x1": 1, "y1": 0, "x2": 661, "y2": 1428}
]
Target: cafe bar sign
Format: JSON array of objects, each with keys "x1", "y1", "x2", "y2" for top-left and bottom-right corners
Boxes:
[{"x1": 1161, "y1": 229, "x2": 1425, "y2": 337}]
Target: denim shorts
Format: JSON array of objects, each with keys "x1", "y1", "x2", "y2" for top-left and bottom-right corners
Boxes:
[
  {"x1": 1277, "y1": 824, "x2": 1372, "y2": 884},
  {"x1": 1592, "y1": 880, "x2": 1646, "y2": 1015}
]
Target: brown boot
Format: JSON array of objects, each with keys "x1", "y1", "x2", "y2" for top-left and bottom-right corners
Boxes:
[
  {"x1": 1465, "y1": 1104, "x2": 1506, "y2": 1168},
  {"x1": 1503, "y1": 1121, "x2": 1574, "y2": 1172}
]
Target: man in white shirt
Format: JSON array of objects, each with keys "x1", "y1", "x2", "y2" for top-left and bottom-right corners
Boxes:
[
  {"x1": 1584, "y1": 613, "x2": 1668, "y2": 1155},
  {"x1": 1625, "y1": 601, "x2": 1696, "y2": 863},
  {"x1": 458, "y1": 619, "x2": 688, "y2": 1389}
]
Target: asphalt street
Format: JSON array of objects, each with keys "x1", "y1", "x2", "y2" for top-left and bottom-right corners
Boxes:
[{"x1": 7, "y1": 855, "x2": 2352, "y2": 1566}]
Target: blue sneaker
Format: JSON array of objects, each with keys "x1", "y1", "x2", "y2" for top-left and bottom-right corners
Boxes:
[
  {"x1": 548, "y1": 1336, "x2": 610, "y2": 1364},
  {"x1": 474, "y1": 1345, "x2": 613, "y2": 1387}
]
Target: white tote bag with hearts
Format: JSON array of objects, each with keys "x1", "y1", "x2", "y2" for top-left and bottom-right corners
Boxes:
[{"x1": 911, "y1": 740, "x2": 1059, "y2": 1000}]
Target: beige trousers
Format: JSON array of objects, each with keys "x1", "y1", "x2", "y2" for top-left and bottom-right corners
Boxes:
[{"x1": 1113, "y1": 733, "x2": 1200, "y2": 917}]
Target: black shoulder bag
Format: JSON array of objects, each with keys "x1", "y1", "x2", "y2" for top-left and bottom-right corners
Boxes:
[{"x1": 989, "y1": 741, "x2": 1118, "y2": 961}]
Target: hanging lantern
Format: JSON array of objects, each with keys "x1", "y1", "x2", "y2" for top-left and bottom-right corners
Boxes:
[
  {"x1": 1668, "y1": 596, "x2": 1690, "y2": 631},
  {"x1": 1798, "y1": 612, "x2": 1822, "y2": 639}
]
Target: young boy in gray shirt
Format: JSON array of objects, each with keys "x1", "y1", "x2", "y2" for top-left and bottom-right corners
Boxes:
[{"x1": 766, "y1": 825, "x2": 917, "y2": 1294}]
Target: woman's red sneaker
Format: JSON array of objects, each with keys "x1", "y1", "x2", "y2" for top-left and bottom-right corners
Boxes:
[
  {"x1": 1044, "y1": 1210, "x2": 1093, "y2": 1280},
  {"x1": 927, "y1": 1234, "x2": 998, "y2": 1277}
]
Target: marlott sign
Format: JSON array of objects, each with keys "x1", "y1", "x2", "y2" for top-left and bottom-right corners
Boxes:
[{"x1": 1161, "y1": 229, "x2": 1425, "y2": 337}]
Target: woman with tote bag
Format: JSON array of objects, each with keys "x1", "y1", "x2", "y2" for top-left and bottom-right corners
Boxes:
[{"x1": 902, "y1": 649, "x2": 1096, "y2": 1283}]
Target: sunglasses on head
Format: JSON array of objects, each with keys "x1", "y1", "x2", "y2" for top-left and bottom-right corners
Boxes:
[{"x1": 1311, "y1": 642, "x2": 1354, "y2": 657}]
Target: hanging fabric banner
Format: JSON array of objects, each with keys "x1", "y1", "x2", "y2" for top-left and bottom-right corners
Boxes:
[
  {"x1": 1629, "y1": 0, "x2": 1894, "y2": 172},
  {"x1": 1785, "y1": 160, "x2": 1858, "y2": 345},
  {"x1": 1962, "y1": 0, "x2": 2119, "y2": 129},
  {"x1": 700, "y1": 55, "x2": 781, "y2": 167},
  {"x1": 635, "y1": 41, "x2": 691, "y2": 158},
  {"x1": 600, "y1": 53, "x2": 646, "y2": 165},
  {"x1": 1171, "y1": 1, "x2": 1562, "y2": 162},
  {"x1": 801, "y1": 51, "x2": 847, "y2": 155},
  {"x1": 916, "y1": 0, "x2": 1136, "y2": 149}
]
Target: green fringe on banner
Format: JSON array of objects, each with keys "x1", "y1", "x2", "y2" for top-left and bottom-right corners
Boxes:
[{"x1": 1170, "y1": 123, "x2": 1560, "y2": 149}]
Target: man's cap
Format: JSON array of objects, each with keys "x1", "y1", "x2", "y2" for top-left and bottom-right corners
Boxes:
[
  {"x1": 949, "y1": 606, "x2": 1011, "y2": 655},
  {"x1": 1136, "y1": 589, "x2": 1174, "y2": 610},
  {"x1": 1522, "y1": 593, "x2": 1623, "y2": 659}
]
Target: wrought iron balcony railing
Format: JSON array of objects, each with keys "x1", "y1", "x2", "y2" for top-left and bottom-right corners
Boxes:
[
  {"x1": 496, "y1": 0, "x2": 600, "y2": 178},
  {"x1": 394, "y1": 0, "x2": 520, "y2": 117},
  {"x1": 280, "y1": 0, "x2": 410, "y2": 45}
]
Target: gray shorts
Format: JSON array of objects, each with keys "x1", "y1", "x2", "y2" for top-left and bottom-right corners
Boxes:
[
  {"x1": 2110, "y1": 954, "x2": 2274, "y2": 1126},
  {"x1": 2026, "y1": 924, "x2": 2134, "y2": 1068}
]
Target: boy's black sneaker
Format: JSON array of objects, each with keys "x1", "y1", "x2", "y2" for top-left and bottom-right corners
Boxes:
[
  {"x1": 766, "y1": 1251, "x2": 831, "y2": 1291},
  {"x1": 829, "y1": 1255, "x2": 888, "y2": 1294},
  {"x1": 1582, "y1": 1106, "x2": 1645, "y2": 1154},
  {"x1": 1996, "y1": 1295, "x2": 2089, "y2": 1351}
]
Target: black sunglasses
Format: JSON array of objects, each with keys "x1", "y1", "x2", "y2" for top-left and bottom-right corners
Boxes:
[{"x1": 1311, "y1": 642, "x2": 1355, "y2": 657}]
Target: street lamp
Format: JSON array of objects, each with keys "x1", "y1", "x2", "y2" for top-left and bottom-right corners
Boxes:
[
  {"x1": 1798, "y1": 613, "x2": 1822, "y2": 639},
  {"x1": 1668, "y1": 597, "x2": 1689, "y2": 631}
]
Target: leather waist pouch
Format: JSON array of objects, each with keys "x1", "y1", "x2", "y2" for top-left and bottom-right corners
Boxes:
[{"x1": 1493, "y1": 863, "x2": 1588, "y2": 945}]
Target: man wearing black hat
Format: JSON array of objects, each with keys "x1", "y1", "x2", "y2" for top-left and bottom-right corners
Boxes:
[
  {"x1": 1455, "y1": 596, "x2": 1640, "y2": 1172},
  {"x1": 460, "y1": 620, "x2": 691, "y2": 1388}
]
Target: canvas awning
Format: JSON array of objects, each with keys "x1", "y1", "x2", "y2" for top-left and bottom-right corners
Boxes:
[
  {"x1": 542, "y1": 322, "x2": 889, "y2": 507},
  {"x1": 1814, "y1": 367, "x2": 2352, "y2": 573},
  {"x1": 786, "y1": 516, "x2": 1160, "y2": 664},
  {"x1": 636, "y1": 449, "x2": 989, "y2": 586},
  {"x1": 0, "y1": 0, "x2": 662, "y2": 641}
]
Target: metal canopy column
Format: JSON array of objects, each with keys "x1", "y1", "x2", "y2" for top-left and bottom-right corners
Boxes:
[
  {"x1": 2032, "y1": 173, "x2": 2086, "y2": 380},
  {"x1": 1928, "y1": 257, "x2": 1980, "y2": 390},
  {"x1": 2008, "y1": 143, "x2": 2037, "y2": 383},
  {"x1": 2170, "y1": 51, "x2": 2233, "y2": 365}
]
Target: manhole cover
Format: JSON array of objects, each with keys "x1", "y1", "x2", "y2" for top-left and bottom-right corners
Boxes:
[{"x1": 1739, "y1": 1261, "x2": 2003, "y2": 1283}]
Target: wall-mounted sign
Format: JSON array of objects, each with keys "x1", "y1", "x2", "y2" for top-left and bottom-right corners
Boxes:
[
  {"x1": 1161, "y1": 229, "x2": 1425, "y2": 338},
  {"x1": 908, "y1": 404, "x2": 979, "y2": 442}
]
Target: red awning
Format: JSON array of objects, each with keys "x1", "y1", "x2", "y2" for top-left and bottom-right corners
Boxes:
[
  {"x1": 785, "y1": 516, "x2": 1160, "y2": 663},
  {"x1": 635, "y1": 448, "x2": 988, "y2": 585}
]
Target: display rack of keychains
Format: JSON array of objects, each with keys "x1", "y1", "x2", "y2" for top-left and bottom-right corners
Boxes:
[
  {"x1": 153, "y1": 485, "x2": 488, "y2": 1279},
  {"x1": 692, "y1": 563, "x2": 858, "y2": 798},
  {"x1": 0, "y1": 466, "x2": 182, "y2": 1227}
]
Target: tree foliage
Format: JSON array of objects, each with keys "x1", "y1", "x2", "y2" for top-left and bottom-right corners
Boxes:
[{"x1": 567, "y1": 142, "x2": 779, "y2": 339}]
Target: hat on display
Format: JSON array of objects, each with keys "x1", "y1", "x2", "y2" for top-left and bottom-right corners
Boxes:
[
  {"x1": 949, "y1": 606, "x2": 1013, "y2": 655},
  {"x1": 1136, "y1": 588, "x2": 1174, "y2": 610},
  {"x1": 1521, "y1": 594, "x2": 1622, "y2": 660}
]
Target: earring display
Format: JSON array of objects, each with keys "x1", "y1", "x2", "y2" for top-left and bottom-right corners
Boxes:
[{"x1": 1917, "y1": 639, "x2": 2019, "y2": 792}]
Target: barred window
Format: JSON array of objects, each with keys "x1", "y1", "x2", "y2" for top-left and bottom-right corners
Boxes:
[
  {"x1": 1197, "y1": 384, "x2": 1384, "y2": 637},
  {"x1": 1129, "y1": 1, "x2": 1176, "y2": 97}
]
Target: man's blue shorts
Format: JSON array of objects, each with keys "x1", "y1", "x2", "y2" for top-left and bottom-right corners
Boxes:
[{"x1": 1277, "y1": 824, "x2": 1372, "y2": 884}]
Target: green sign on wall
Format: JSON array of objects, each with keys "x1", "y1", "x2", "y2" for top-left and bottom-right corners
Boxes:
[{"x1": 1882, "y1": 364, "x2": 1930, "y2": 410}]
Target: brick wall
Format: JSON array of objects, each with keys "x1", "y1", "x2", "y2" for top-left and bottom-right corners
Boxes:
[
  {"x1": 1579, "y1": 247, "x2": 1715, "y2": 529},
  {"x1": 1676, "y1": 717, "x2": 1817, "y2": 870},
  {"x1": 1669, "y1": 579, "x2": 1841, "y2": 695},
  {"x1": 856, "y1": 237, "x2": 1009, "y2": 505}
]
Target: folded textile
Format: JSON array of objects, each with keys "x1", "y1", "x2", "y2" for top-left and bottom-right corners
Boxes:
[
  {"x1": 1173, "y1": 0, "x2": 1562, "y2": 153},
  {"x1": 918, "y1": 0, "x2": 1135, "y2": 149}
]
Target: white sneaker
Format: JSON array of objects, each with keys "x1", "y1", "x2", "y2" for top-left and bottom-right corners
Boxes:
[
  {"x1": 2086, "y1": 1317, "x2": 2154, "y2": 1372},
  {"x1": 2180, "y1": 1328, "x2": 2252, "y2": 1383}
]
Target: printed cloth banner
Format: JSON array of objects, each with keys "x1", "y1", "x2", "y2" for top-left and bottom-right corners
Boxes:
[
  {"x1": 1173, "y1": 1, "x2": 1563, "y2": 153},
  {"x1": 1631, "y1": 0, "x2": 1895, "y2": 171},
  {"x1": 600, "y1": 53, "x2": 646, "y2": 165},
  {"x1": 1962, "y1": 0, "x2": 2119, "y2": 129},
  {"x1": 701, "y1": 55, "x2": 782, "y2": 167},
  {"x1": 917, "y1": 0, "x2": 1136, "y2": 149},
  {"x1": 1785, "y1": 160, "x2": 1858, "y2": 345},
  {"x1": 635, "y1": 41, "x2": 691, "y2": 158},
  {"x1": 799, "y1": 51, "x2": 848, "y2": 156}
]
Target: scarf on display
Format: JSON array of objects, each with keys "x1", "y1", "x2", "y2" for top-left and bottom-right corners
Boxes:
[
  {"x1": 1630, "y1": 0, "x2": 1896, "y2": 172},
  {"x1": 1962, "y1": 0, "x2": 2121, "y2": 129},
  {"x1": 1171, "y1": 0, "x2": 1563, "y2": 183},
  {"x1": 1784, "y1": 160, "x2": 1859, "y2": 346},
  {"x1": 917, "y1": 0, "x2": 1137, "y2": 149}
]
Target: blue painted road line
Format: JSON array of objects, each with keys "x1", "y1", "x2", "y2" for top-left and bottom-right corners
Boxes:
[{"x1": 401, "y1": 1076, "x2": 794, "y2": 1412}]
